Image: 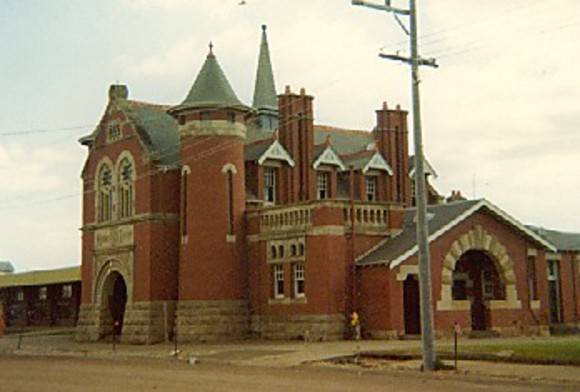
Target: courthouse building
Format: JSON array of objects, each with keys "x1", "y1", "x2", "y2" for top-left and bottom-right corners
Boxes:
[{"x1": 73, "y1": 26, "x2": 580, "y2": 343}]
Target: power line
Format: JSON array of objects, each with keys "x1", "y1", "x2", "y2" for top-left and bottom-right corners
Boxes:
[{"x1": 0, "y1": 125, "x2": 93, "y2": 137}]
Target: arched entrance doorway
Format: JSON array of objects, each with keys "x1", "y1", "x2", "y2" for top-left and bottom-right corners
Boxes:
[
  {"x1": 101, "y1": 271, "x2": 127, "y2": 337},
  {"x1": 452, "y1": 250, "x2": 505, "y2": 331},
  {"x1": 403, "y1": 274, "x2": 421, "y2": 335}
]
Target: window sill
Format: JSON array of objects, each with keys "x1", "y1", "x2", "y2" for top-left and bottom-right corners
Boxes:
[
  {"x1": 530, "y1": 300, "x2": 541, "y2": 310},
  {"x1": 268, "y1": 297, "x2": 307, "y2": 305},
  {"x1": 226, "y1": 234, "x2": 236, "y2": 243}
]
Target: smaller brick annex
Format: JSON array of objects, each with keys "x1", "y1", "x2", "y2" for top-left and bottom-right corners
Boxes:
[{"x1": 73, "y1": 26, "x2": 580, "y2": 344}]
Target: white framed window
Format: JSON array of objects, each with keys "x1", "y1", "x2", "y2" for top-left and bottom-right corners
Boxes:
[
  {"x1": 316, "y1": 171, "x2": 329, "y2": 199},
  {"x1": 293, "y1": 263, "x2": 305, "y2": 298},
  {"x1": 273, "y1": 264, "x2": 284, "y2": 298},
  {"x1": 365, "y1": 176, "x2": 377, "y2": 201},
  {"x1": 482, "y1": 270, "x2": 494, "y2": 299},
  {"x1": 62, "y1": 284, "x2": 72, "y2": 299},
  {"x1": 16, "y1": 289, "x2": 24, "y2": 302},
  {"x1": 118, "y1": 158, "x2": 134, "y2": 219},
  {"x1": 264, "y1": 167, "x2": 277, "y2": 204},
  {"x1": 39, "y1": 286, "x2": 47, "y2": 301}
]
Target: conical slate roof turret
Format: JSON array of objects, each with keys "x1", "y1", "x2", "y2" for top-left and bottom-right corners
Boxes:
[
  {"x1": 252, "y1": 25, "x2": 277, "y2": 110},
  {"x1": 180, "y1": 43, "x2": 244, "y2": 109}
]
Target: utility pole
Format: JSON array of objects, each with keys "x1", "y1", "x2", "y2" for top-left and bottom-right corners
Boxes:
[{"x1": 351, "y1": 0, "x2": 438, "y2": 371}]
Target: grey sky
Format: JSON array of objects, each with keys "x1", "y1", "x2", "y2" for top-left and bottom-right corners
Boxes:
[{"x1": 1, "y1": 0, "x2": 579, "y2": 271}]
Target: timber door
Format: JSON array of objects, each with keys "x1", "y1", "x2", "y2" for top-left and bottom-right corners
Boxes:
[{"x1": 403, "y1": 275, "x2": 421, "y2": 335}]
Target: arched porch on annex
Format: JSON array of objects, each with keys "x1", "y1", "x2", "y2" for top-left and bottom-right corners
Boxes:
[{"x1": 437, "y1": 225, "x2": 522, "y2": 331}]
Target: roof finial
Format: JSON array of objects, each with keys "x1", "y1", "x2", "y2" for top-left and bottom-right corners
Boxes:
[
  {"x1": 325, "y1": 134, "x2": 332, "y2": 147},
  {"x1": 262, "y1": 24, "x2": 267, "y2": 32},
  {"x1": 208, "y1": 41, "x2": 214, "y2": 58}
]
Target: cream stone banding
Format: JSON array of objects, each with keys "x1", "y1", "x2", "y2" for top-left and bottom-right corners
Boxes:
[{"x1": 437, "y1": 225, "x2": 521, "y2": 311}]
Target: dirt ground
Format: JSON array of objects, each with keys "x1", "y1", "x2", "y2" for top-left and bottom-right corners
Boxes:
[{"x1": 0, "y1": 355, "x2": 575, "y2": 392}]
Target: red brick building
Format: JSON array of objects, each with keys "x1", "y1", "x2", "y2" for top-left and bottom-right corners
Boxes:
[{"x1": 75, "y1": 26, "x2": 580, "y2": 344}]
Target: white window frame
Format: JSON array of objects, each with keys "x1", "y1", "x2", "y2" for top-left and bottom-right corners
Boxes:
[
  {"x1": 273, "y1": 264, "x2": 284, "y2": 299},
  {"x1": 264, "y1": 167, "x2": 277, "y2": 204},
  {"x1": 365, "y1": 176, "x2": 377, "y2": 202},
  {"x1": 316, "y1": 171, "x2": 329, "y2": 200},
  {"x1": 62, "y1": 284, "x2": 73, "y2": 299},
  {"x1": 39, "y1": 286, "x2": 48, "y2": 301},
  {"x1": 16, "y1": 289, "x2": 24, "y2": 302},
  {"x1": 481, "y1": 270, "x2": 494, "y2": 300},
  {"x1": 293, "y1": 263, "x2": 305, "y2": 298}
]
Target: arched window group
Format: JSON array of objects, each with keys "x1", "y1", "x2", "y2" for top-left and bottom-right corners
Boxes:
[
  {"x1": 118, "y1": 158, "x2": 134, "y2": 219},
  {"x1": 98, "y1": 164, "x2": 113, "y2": 222},
  {"x1": 96, "y1": 153, "x2": 135, "y2": 223}
]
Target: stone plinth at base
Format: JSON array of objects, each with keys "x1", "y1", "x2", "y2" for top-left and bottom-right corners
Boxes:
[
  {"x1": 250, "y1": 314, "x2": 345, "y2": 341},
  {"x1": 75, "y1": 301, "x2": 176, "y2": 345},
  {"x1": 176, "y1": 300, "x2": 249, "y2": 342}
]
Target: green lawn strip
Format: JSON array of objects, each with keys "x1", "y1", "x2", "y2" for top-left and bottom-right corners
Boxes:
[{"x1": 361, "y1": 338, "x2": 580, "y2": 366}]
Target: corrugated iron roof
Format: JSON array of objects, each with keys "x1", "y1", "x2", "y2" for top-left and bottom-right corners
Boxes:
[{"x1": 0, "y1": 266, "x2": 80, "y2": 288}]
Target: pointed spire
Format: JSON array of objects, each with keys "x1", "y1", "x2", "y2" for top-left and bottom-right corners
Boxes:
[
  {"x1": 180, "y1": 43, "x2": 243, "y2": 108},
  {"x1": 252, "y1": 25, "x2": 277, "y2": 110}
]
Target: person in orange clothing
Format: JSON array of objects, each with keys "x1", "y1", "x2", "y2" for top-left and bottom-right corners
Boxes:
[{"x1": 350, "y1": 311, "x2": 360, "y2": 341}]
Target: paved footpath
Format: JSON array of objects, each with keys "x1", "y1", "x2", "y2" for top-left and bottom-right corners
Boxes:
[{"x1": 1, "y1": 332, "x2": 579, "y2": 389}]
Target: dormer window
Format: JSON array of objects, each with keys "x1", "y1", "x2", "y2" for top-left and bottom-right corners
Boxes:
[
  {"x1": 366, "y1": 176, "x2": 377, "y2": 202},
  {"x1": 264, "y1": 167, "x2": 277, "y2": 204},
  {"x1": 316, "y1": 172, "x2": 329, "y2": 200},
  {"x1": 107, "y1": 124, "x2": 121, "y2": 142}
]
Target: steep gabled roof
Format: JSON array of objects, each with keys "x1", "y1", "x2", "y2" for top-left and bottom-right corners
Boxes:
[
  {"x1": 313, "y1": 125, "x2": 374, "y2": 156},
  {"x1": 527, "y1": 226, "x2": 580, "y2": 252},
  {"x1": 342, "y1": 150, "x2": 393, "y2": 174},
  {"x1": 409, "y1": 154, "x2": 438, "y2": 178},
  {"x1": 125, "y1": 101, "x2": 179, "y2": 165},
  {"x1": 245, "y1": 138, "x2": 294, "y2": 167},
  {"x1": 357, "y1": 199, "x2": 556, "y2": 267},
  {"x1": 312, "y1": 144, "x2": 346, "y2": 170},
  {"x1": 252, "y1": 25, "x2": 277, "y2": 111}
]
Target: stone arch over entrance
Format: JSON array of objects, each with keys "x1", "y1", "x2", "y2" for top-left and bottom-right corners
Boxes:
[
  {"x1": 437, "y1": 225, "x2": 521, "y2": 311},
  {"x1": 94, "y1": 258, "x2": 132, "y2": 306},
  {"x1": 93, "y1": 259, "x2": 133, "y2": 339}
]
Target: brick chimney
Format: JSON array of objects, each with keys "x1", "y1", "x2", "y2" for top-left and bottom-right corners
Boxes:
[
  {"x1": 278, "y1": 86, "x2": 315, "y2": 202},
  {"x1": 373, "y1": 102, "x2": 411, "y2": 206},
  {"x1": 109, "y1": 84, "x2": 128, "y2": 101}
]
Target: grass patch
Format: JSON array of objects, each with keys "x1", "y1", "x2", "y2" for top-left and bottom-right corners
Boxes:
[{"x1": 363, "y1": 336, "x2": 580, "y2": 366}]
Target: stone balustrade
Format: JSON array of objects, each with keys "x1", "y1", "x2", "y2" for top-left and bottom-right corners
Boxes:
[
  {"x1": 259, "y1": 205, "x2": 314, "y2": 232},
  {"x1": 257, "y1": 201, "x2": 392, "y2": 234},
  {"x1": 343, "y1": 203, "x2": 389, "y2": 229}
]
